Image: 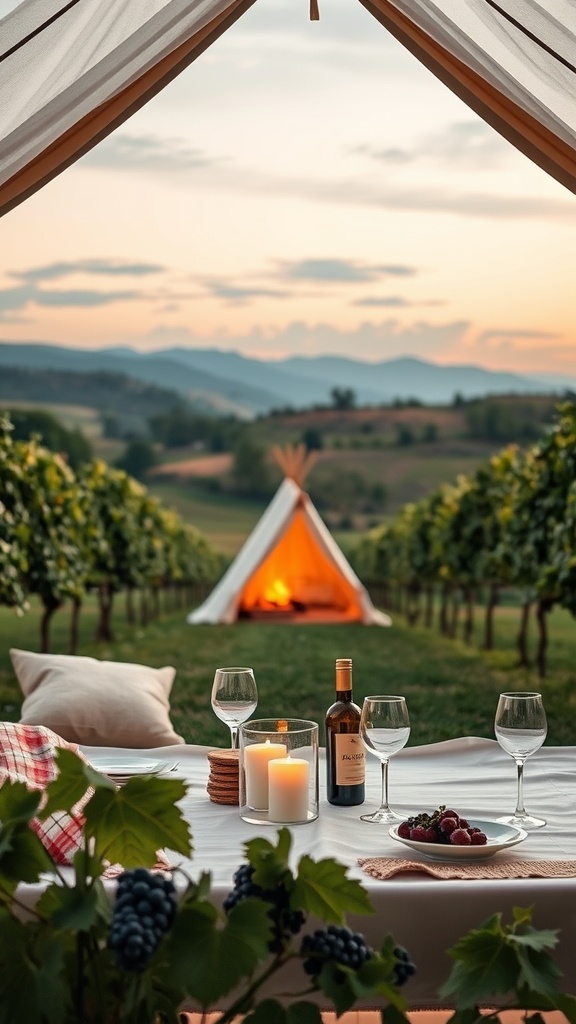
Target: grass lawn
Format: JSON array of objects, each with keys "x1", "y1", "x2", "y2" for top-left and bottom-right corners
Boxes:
[{"x1": 1, "y1": 596, "x2": 574, "y2": 749}]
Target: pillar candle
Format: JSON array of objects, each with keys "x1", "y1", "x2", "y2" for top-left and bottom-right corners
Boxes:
[
  {"x1": 268, "y1": 755, "x2": 309, "y2": 823},
  {"x1": 244, "y1": 740, "x2": 288, "y2": 809}
]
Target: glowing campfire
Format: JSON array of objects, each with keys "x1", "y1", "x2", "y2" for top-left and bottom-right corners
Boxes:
[{"x1": 263, "y1": 579, "x2": 292, "y2": 607}]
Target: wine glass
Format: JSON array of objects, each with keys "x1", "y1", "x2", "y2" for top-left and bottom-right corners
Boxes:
[
  {"x1": 494, "y1": 691, "x2": 547, "y2": 829},
  {"x1": 359, "y1": 695, "x2": 410, "y2": 823},
  {"x1": 211, "y1": 667, "x2": 258, "y2": 749}
]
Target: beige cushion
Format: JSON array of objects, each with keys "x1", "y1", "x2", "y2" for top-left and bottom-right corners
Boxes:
[{"x1": 11, "y1": 649, "x2": 184, "y2": 748}]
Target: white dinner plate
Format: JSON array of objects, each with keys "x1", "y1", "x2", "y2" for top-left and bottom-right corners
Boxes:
[
  {"x1": 89, "y1": 756, "x2": 170, "y2": 780},
  {"x1": 389, "y1": 818, "x2": 528, "y2": 861}
]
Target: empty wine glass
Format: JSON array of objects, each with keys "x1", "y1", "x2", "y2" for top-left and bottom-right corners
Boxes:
[
  {"x1": 360, "y1": 695, "x2": 410, "y2": 823},
  {"x1": 494, "y1": 691, "x2": 547, "y2": 830},
  {"x1": 211, "y1": 667, "x2": 258, "y2": 749}
]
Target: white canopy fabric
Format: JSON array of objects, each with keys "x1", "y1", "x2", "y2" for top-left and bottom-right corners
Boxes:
[
  {"x1": 1, "y1": 0, "x2": 576, "y2": 215},
  {"x1": 187, "y1": 477, "x2": 391, "y2": 625}
]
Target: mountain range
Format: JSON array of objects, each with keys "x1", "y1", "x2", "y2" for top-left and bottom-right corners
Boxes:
[{"x1": 0, "y1": 341, "x2": 572, "y2": 418}]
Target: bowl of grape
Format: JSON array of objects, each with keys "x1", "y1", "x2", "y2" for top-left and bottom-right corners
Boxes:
[{"x1": 390, "y1": 805, "x2": 527, "y2": 861}]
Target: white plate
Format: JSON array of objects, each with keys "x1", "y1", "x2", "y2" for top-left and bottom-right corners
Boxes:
[
  {"x1": 89, "y1": 756, "x2": 170, "y2": 779},
  {"x1": 389, "y1": 818, "x2": 528, "y2": 861}
]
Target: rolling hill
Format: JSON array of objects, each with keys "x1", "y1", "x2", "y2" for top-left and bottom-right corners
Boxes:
[{"x1": 0, "y1": 340, "x2": 572, "y2": 417}]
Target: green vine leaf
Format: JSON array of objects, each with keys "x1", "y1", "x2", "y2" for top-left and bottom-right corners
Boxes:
[
  {"x1": 291, "y1": 855, "x2": 374, "y2": 922},
  {"x1": 0, "y1": 778, "x2": 42, "y2": 824},
  {"x1": 37, "y1": 876, "x2": 107, "y2": 932},
  {"x1": 41, "y1": 749, "x2": 116, "y2": 821},
  {"x1": 83, "y1": 775, "x2": 192, "y2": 867},
  {"x1": 0, "y1": 822, "x2": 53, "y2": 883},
  {"x1": 314, "y1": 959, "x2": 357, "y2": 1016},
  {"x1": 440, "y1": 909, "x2": 565, "y2": 1009},
  {"x1": 0, "y1": 911, "x2": 69, "y2": 1024},
  {"x1": 163, "y1": 896, "x2": 272, "y2": 1007},
  {"x1": 244, "y1": 999, "x2": 324, "y2": 1024},
  {"x1": 245, "y1": 827, "x2": 293, "y2": 889}
]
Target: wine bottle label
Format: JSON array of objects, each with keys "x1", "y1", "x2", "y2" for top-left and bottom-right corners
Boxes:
[{"x1": 334, "y1": 734, "x2": 365, "y2": 785}]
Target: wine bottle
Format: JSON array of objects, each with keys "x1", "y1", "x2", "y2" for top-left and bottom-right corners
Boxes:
[{"x1": 325, "y1": 657, "x2": 365, "y2": 806}]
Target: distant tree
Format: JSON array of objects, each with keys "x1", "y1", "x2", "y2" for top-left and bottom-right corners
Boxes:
[
  {"x1": 230, "y1": 437, "x2": 273, "y2": 498},
  {"x1": 100, "y1": 412, "x2": 123, "y2": 439},
  {"x1": 452, "y1": 392, "x2": 465, "y2": 407},
  {"x1": 301, "y1": 427, "x2": 323, "y2": 451},
  {"x1": 330, "y1": 387, "x2": 356, "y2": 411},
  {"x1": 309, "y1": 468, "x2": 367, "y2": 516},
  {"x1": 422, "y1": 423, "x2": 438, "y2": 443},
  {"x1": 395, "y1": 423, "x2": 415, "y2": 446},
  {"x1": 7, "y1": 408, "x2": 93, "y2": 470},
  {"x1": 464, "y1": 399, "x2": 549, "y2": 443},
  {"x1": 115, "y1": 439, "x2": 157, "y2": 480},
  {"x1": 369, "y1": 482, "x2": 387, "y2": 508},
  {"x1": 148, "y1": 407, "x2": 240, "y2": 451}
]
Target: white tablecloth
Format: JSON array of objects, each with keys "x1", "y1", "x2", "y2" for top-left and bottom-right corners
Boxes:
[{"x1": 76, "y1": 736, "x2": 576, "y2": 1009}]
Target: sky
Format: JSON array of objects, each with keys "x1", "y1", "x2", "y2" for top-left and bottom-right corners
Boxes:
[{"x1": 0, "y1": 0, "x2": 575, "y2": 377}]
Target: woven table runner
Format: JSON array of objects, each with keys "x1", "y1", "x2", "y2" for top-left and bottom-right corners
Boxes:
[{"x1": 358, "y1": 858, "x2": 576, "y2": 880}]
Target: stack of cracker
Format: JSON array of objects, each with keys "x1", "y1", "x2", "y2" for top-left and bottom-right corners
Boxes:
[{"x1": 206, "y1": 748, "x2": 240, "y2": 805}]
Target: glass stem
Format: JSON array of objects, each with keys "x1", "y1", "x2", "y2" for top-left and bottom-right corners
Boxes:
[
  {"x1": 230, "y1": 726, "x2": 239, "y2": 750},
  {"x1": 515, "y1": 758, "x2": 527, "y2": 816},
  {"x1": 380, "y1": 759, "x2": 390, "y2": 812}
]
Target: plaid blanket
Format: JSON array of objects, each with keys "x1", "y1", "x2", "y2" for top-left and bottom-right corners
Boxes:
[{"x1": 0, "y1": 722, "x2": 89, "y2": 866}]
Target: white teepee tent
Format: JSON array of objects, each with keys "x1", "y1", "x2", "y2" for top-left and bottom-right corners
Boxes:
[
  {"x1": 188, "y1": 445, "x2": 391, "y2": 625},
  {"x1": 1, "y1": 1, "x2": 576, "y2": 217}
]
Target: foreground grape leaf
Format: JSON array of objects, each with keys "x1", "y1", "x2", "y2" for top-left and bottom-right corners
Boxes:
[
  {"x1": 244, "y1": 999, "x2": 324, "y2": 1024},
  {"x1": 0, "y1": 912, "x2": 69, "y2": 1024},
  {"x1": 514, "y1": 944, "x2": 562, "y2": 996},
  {"x1": 439, "y1": 932, "x2": 519, "y2": 1006},
  {"x1": 37, "y1": 875, "x2": 106, "y2": 932},
  {"x1": 383, "y1": 1006, "x2": 411, "y2": 1024},
  {"x1": 41, "y1": 748, "x2": 112, "y2": 820},
  {"x1": 0, "y1": 778, "x2": 42, "y2": 823},
  {"x1": 439, "y1": 910, "x2": 564, "y2": 1008},
  {"x1": 291, "y1": 855, "x2": 373, "y2": 921},
  {"x1": 0, "y1": 821, "x2": 53, "y2": 883},
  {"x1": 163, "y1": 896, "x2": 272, "y2": 1006},
  {"x1": 83, "y1": 775, "x2": 192, "y2": 866},
  {"x1": 245, "y1": 828, "x2": 292, "y2": 890},
  {"x1": 315, "y1": 959, "x2": 357, "y2": 1016}
]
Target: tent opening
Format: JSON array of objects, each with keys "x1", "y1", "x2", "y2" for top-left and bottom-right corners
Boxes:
[{"x1": 238, "y1": 505, "x2": 360, "y2": 621}]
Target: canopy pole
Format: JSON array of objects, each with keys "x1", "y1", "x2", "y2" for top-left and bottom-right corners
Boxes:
[{"x1": 310, "y1": 0, "x2": 319, "y2": 20}]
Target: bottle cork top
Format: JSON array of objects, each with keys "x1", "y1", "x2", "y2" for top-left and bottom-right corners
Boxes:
[{"x1": 335, "y1": 658, "x2": 352, "y2": 668}]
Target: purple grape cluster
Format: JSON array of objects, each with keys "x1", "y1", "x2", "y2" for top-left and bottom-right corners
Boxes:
[
  {"x1": 392, "y1": 944, "x2": 417, "y2": 986},
  {"x1": 300, "y1": 927, "x2": 415, "y2": 989},
  {"x1": 300, "y1": 924, "x2": 373, "y2": 979},
  {"x1": 398, "y1": 805, "x2": 487, "y2": 846},
  {"x1": 108, "y1": 868, "x2": 177, "y2": 972},
  {"x1": 223, "y1": 862, "x2": 305, "y2": 953}
]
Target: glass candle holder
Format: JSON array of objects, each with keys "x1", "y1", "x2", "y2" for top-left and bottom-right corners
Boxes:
[{"x1": 240, "y1": 719, "x2": 319, "y2": 825}]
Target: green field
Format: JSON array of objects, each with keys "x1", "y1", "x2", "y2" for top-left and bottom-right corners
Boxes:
[
  {"x1": 2, "y1": 596, "x2": 574, "y2": 750},
  {"x1": 148, "y1": 482, "x2": 266, "y2": 557}
]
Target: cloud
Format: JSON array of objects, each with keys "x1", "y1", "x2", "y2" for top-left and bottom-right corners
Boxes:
[
  {"x1": 354, "y1": 296, "x2": 411, "y2": 308},
  {"x1": 353, "y1": 120, "x2": 511, "y2": 168},
  {"x1": 32, "y1": 289, "x2": 139, "y2": 307},
  {"x1": 276, "y1": 258, "x2": 417, "y2": 283},
  {"x1": 204, "y1": 280, "x2": 290, "y2": 305},
  {"x1": 258, "y1": 173, "x2": 575, "y2": 221},
  {"x1": 0, "y1": 281, "x2": 141, "y2": 318},
  {"x1": 353, "y1": 296, "x2": 451, "y2": 309},
  {"x1": 10, "y1": 259, "x2": 165, "y2": 283},
  {"x1": 477, "y1": 327, "x2": 560, "y2": 346},
  {"x1": 78, "y1": 125, "x2": 576, "y2": 223},
  {"x1": 81, "y1": 134, "x2": 222, "y2": 174},
  {"x1": 0, "y1": 257, "x2": 169, "y2": 318}
]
